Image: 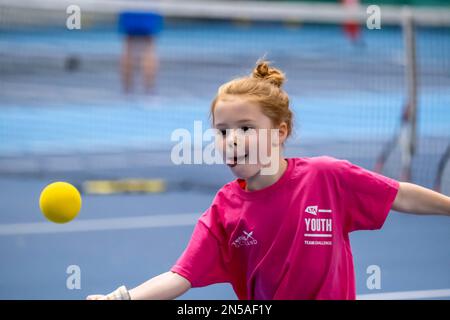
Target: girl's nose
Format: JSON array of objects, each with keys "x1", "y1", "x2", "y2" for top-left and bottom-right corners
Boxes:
[{"x1": 226, "y1": 130, "x2": 237, "y2": 147}]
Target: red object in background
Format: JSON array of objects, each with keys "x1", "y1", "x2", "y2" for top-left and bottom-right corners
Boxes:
[
  {"x1": 344, "y1": 22, "x2": 360, "y2": 41},
  {"x1": 341, "y1": 0, "x2": 361, "y2": 42}
]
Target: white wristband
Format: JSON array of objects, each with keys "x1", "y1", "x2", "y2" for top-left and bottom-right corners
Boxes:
[{"x1": 105, "y1": 285, "x2": 131, "y2": 300}]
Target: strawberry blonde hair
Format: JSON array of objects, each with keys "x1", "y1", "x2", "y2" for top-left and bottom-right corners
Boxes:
[{"x1": 210, "y1": 60, "x2": 293, "y2": 138}]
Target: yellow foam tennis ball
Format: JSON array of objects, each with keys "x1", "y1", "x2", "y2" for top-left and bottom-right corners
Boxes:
[{"x1": 39, "y1": 182, "x2": 82, "y2": 224}]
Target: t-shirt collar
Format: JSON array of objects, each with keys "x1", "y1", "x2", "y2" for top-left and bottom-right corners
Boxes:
[{"x1": 232, "y1": 158, "x2": 294, "y2": 200}]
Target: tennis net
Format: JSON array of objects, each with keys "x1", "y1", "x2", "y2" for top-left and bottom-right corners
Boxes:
[{"x1": 0, "y1": 0, "x2": 449, "y2": 193}]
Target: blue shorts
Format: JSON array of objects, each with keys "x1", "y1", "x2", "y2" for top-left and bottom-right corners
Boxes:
[{"x1": 118, "y1": 11, "x2": 163, "y2": 36}]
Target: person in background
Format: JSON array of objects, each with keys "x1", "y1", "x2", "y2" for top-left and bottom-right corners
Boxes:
[
  {"x1": 341, "y1": 0, "x2": 364, "y2": 46},
  {"x1": 118, "y1": 11, "x2": 163, "y2": 93}
]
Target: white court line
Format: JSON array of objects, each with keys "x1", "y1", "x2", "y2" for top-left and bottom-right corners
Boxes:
[
  {"x1": 304, "y1": 233, "x2": 332, "y2": 238},
  {"x1": 0, "y1": 213, "x2": 199, "y2": 236},
  {"x1": 357, "y1": 289, "x2": 450, "y2": 300}
]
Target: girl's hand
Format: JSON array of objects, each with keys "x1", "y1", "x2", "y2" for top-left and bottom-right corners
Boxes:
[
  {"x1": 86, "y1": 294, "x2": 106, "y2": 300},
  {"x1": 86, "y1": 286, "x2": 131, "y2": 300}
]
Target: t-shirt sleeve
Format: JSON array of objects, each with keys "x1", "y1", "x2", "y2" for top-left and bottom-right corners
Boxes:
[
  {"x1": 334, "y1": 159, "x2": 400, "y2": 232},
  {"x1": 170, "y1": 207, "x2": 230, "y2": 288}
]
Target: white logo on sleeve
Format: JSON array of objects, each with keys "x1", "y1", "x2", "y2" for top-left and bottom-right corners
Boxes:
[{"x1": 232, "y1": 230, "x2": 258, "y2": 248}]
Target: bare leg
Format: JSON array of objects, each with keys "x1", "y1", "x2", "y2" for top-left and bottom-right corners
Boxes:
[
  {"x1": 141, "y1": 37, "x2": 158, "y2": 93},
  {"x1": 121, "y1": 35, "x2": 134, "y2": 93}
]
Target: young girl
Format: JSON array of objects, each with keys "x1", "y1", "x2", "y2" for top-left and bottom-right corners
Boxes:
[{"x1": 88, "y1": 61, "x2": 450, "y2": 300}]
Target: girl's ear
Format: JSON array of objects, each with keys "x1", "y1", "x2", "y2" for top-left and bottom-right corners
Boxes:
[{"x1": 273, "y1": 122, "x2": 288, "y2": 146}]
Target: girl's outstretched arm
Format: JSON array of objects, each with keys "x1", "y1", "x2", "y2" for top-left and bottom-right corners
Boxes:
[
  {"x1": 392, "y1": 182, "x2": 450, "y2": 216},
  {"x1": 87, "y1": 271, "x2": 191, "y2": 300}
]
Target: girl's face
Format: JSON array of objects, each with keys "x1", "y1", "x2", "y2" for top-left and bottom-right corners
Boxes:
[{"x1": 213, "y1": 96, "x2": 287, "y2": 179}]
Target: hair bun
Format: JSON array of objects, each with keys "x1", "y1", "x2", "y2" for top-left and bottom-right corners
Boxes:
[{"x1": 252, "y1": 60, "x2": 285, "y2": 88}]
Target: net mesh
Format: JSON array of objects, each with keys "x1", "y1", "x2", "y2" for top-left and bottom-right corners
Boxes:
[{"x1": 0, "y1": 0, "x2": 449, "y2": 193}]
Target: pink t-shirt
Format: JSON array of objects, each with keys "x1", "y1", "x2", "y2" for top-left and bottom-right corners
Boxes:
[{"x1": 171, "y1": 157, "x2": 399, "y2": 300}]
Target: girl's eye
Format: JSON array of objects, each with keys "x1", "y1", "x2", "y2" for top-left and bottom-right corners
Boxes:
[
  {"x1": 239, "y1": 126, "x2": 254, "y2": 134},
  {"x1": 219, "y1": 129, "x2": 227, "y2": 136}
]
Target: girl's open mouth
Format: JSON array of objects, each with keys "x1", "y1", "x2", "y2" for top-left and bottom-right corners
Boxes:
[{"x1": 227, "y1": 154, "x2": 248, "y2": 167}]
